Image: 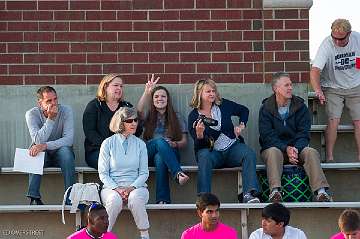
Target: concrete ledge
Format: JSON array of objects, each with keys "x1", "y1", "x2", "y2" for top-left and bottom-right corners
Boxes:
[
  {"x1": 311, "y1": 125, "x2": 354, "y2": 132},
  {"x1": 0, "y1": 205, "x2": 71, "y2": 212},
  {"x1": 2, "y1": 202, "x2": 360, "y2": 213},
  {"x1": 2, "y1": 163, "x2": 360, "y2": 175},
  {"x1": 263, "y1": 0, "x2": 313, "y2": 8}
]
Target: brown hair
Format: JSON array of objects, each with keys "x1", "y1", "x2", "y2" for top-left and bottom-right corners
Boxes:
[
  {"x1": 37, "y1": 86, "x2": 57, "y2": 100},
  {"x1": 338, "y1": 209, "x2": 360, "y2": 232},
  {"x1": 96, "y1": 73, "x2": 123, "y2": 102},
  {"x1": 331, "y1": 19, "x2": 352, "y2": 33},
  {"x1": 189, "y1": 79, "x2": 221, "y2": 109},
  {"x1": 143, "y1": 86, "x2": 182, "y2": 141}
]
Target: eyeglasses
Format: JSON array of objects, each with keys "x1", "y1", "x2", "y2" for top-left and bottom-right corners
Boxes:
[
  {"x1": 123, "y1": 118, "x2": 138, "y2": 123},
  {"x1": 331, "y1": 32, "x2": 350, "y2": 41},
  {"x1": 88, "y1": 202, "x2": 103, "y2": 213}
]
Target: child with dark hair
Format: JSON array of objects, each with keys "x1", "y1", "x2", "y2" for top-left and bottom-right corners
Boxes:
[
  {"x1": 331, "y1": 209, "x2": 360, "y2": 239},
  {"x1": 249, "y1": 203, "x2": 307, "y2": 239}
]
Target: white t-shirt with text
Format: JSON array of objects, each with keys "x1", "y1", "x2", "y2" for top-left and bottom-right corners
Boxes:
[{"x1": 312, "y1": 31, "x2": 360, "y2": 89}]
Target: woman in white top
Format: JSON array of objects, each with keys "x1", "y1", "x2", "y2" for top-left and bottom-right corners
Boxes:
[{"x1": 98, "y1": 107, "x2": 150, "y2": 239}]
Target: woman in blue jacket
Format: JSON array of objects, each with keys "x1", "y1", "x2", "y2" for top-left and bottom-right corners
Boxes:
[{"x1": 188, "y1": 79, "x2": 260, "y2": 203}]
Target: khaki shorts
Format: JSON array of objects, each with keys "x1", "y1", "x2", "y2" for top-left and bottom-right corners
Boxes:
[{"x1": 323, "y1": 84, "x2": 360, "y2": 120}]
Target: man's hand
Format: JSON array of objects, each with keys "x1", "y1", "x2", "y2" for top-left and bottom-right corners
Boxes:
[
  {"x1": 234, "y1": 122, "x2": 245, "y2": 138},
  {"x1": 286, "y1": 146, "x2": 299, "y2": 165},
  {"x1": 29, "y1": 144, "x2": 47, "y2": 157},
  {"x1": 46, "y1": 104, "x2": 58, "y2": 120},
  {"x1": 315, "y1": 89, "x2": 326, "y2": 105},
  {"x1": 194, "y1": 119, "x2": 205, "y2": 139}
]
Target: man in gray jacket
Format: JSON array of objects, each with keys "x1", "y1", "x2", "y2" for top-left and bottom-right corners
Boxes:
[{"x1": 25, "y1": 86, "x2": 75, "y2": 205}]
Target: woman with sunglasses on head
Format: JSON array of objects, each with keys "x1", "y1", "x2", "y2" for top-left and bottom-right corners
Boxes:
[
  {"x1": 83, "y1": 73, "x2": 139, "y2": 169},
  {"x1": 98, "y1": 107, "x2": 150, "y2": 239},
  {"x1": 137, "y1": 74, "x2": 189, "y2": 204},
  {"x1": 188, "y1": 79, "x2": 260, "y2": 203}
]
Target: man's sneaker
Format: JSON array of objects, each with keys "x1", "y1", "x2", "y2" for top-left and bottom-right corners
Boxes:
[
  {"x1": 29, "y1": 197, "x2": 44, "y2": 205},
  {"x1": 243, "y1": 193, "x2": 260, "y2": 203},
  {"x1": 316, "y1": 192, "x2": 332, "y2": 202},
  {"x1": 269, "y1": 191, "x2": 282, "y2": 203}
]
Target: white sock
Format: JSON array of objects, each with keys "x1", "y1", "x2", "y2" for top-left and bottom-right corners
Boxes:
[
  {"x1": 140, "y1": 230, "x2": 149, "y2": 239},
  {"x1": 272, "y1": 187, "x2": 279, "y2": 193},
  {"x1": 317, "y1": 188, "x2": 326, "y2": 194}
]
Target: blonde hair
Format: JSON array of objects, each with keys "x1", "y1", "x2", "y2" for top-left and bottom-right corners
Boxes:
[
  {"x1": 109, "y1": 107, "x2": 137, "y2": 134},
  {"x1": 189, "y1": 79, "x2": 221, "y2": 109},
  {"x1": 96, "y1": 73, "x2": 124, "y2": 102},
  {"x1": 331, "y1": 19, "x2": 352, "y2": 33}
]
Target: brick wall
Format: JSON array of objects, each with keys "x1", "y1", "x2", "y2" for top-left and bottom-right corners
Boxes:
[{"x1": 0, "y1": 0, "x2": 310, "y2": 85}]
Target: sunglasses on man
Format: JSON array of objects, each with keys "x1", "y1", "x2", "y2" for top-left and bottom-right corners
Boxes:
[{"x1": 331, "y1": 32, "x2": 350, "y2": 41}]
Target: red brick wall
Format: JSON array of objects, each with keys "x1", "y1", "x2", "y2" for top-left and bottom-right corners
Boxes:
[{"x1": 0, "y1": 0, "x2": 310, "y2": 85}]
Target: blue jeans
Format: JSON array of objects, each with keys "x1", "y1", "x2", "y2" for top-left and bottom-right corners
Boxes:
[
  {"x1": 27, "y1": 146, "x2": 76, "y2": 200},
  {"x1": 85, "y1": 149, "x2": 99, "y2": 170},
  {"x1": 147, "y1": 138, "x2": 182, "y2": 203},
  {"x1": 196, "y1": 141, "x2": 260, "y2": 194}
]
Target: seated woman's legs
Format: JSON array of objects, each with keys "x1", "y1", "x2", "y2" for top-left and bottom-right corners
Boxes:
[
  {"x1": 85, "y1": 149, "x2": 100, "y2": 170},
  {"x1": 196, "y1": 148, "x2": 222, "y2": 193},
  {"x1": 127, "y1": 188, "x2": 150, "y2": 234},
  {"x1": 100, "y1": 188, "x2": 123, "y2": 231},
  {"x1": 146, "y1": 138, "x2": 183, "y2": 178},
  {"x1": 153, "y1": 153, "x2": 171, "y2": 203},
  {"x1": 225, "y1": 141, "x2": 260, "y2": 194}
]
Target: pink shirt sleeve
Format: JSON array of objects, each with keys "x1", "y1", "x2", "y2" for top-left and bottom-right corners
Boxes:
[{"x1": 330, "y1": 232, "x2": 345, "y2": 239}]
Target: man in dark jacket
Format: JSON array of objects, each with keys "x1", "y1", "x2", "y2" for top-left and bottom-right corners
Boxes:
[{"x1": 259, "y1": 72, "x2": 331, "y2": 202}]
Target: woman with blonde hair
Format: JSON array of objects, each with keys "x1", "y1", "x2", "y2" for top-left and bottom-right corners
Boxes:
[
  {"x1": 137, "y1": 74, "x2": 189, "y2": 204},
  {"x1": 188, "y1": 79, "x2": 260, "y2": 203},
  {"x1": 99, "y1": 107, "x2": 150, "y2": 239},
  {"x1": 83, "y1": 73, "x2": 135, "y2": 169}
]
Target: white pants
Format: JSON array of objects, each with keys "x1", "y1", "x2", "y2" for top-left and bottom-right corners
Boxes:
[{"x1": 101, "y1": 187, "x2": 150, "y2": 231}]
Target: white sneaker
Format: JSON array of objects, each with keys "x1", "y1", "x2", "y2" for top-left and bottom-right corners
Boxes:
[{"x1": 243, "y1": 193, "x2": 260, "y2": 203}]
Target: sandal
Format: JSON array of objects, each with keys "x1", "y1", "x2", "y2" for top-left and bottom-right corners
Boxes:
[{"x1": 177, "y1": 172, "x2": 189, "y2": 185}]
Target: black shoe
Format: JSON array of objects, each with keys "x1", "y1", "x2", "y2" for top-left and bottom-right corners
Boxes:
[{"x1": 29, "y1": 197, "x2": 44, "y2": 205}]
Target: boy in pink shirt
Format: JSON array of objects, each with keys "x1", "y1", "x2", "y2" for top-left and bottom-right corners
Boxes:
[
  {"x1": 181, "y1": 193, "x2": 238, "y2": 239},
  {"x1": 67, "y1": 203, "x2": 118, "y2": 239},
  {"x1": 330, "y1": 209, "x2": 360, "y2": 239}
]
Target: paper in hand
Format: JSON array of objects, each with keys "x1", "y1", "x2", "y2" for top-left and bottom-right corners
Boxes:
[{"x1": 13, "y1": 148, "x2": 45, "y2": 175}]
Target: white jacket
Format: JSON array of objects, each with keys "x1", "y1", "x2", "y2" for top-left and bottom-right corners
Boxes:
[{"x1": 62, "y1": 183, "x2": 101, "y2": 224}]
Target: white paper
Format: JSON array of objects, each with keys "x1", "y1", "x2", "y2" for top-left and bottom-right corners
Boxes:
[{"x1": 13, "y1": 148, "x2": 45, "y2": 175}]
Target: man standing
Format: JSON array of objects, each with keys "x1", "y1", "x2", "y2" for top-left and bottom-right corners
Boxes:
[
  {"x1": 310, "y1": 18, "x2": 360, "y2": 162},
  {"x1": 259, "y1": 72, "x2": 331, "y2": 202},
  {"x1": 25, "y1": 86, "x2": 75, "y2": 205},
  {"x1": 249, "y1": 203, "x2": 307, "y2": 239},
  {"x1": 67, "y1": 203, "x2": 118, "y2": 239},
  {"x1": 181, "y1": 193, "x2": 238, "y2": 239}
]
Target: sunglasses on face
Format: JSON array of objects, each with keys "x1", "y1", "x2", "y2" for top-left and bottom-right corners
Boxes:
[
  {"x1": 331, "y1": 32, "x2": 350, "y2": 41},
  {"x1": 123, "y1": 118, "x2": 138, "y2": 123}
]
